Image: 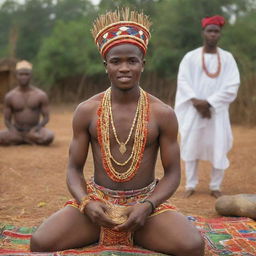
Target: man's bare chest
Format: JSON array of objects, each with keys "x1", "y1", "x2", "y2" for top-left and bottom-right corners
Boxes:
[{"x1": 11, "y1": 93, "x2": 41, "y2": 112}]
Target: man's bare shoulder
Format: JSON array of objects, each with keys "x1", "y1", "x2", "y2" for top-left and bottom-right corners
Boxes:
[
  {"x1": 4, "y1": 88, "x2": 19, "y2": 102},
  {"x1": 148, "y1": 93, "x2": 178, "y2": 134},
  {"x1": 73, "y1": 92, "x2": 104, "y2": 119},
  {"x1": 148, "y1": 93, "x2": 175, "y2": 119},
  {"x1": 31, "y1": 86, "x2": 48, "y2": 98},
  {"x1": 5, "y1": 87, "x2": 18, "y2": 97}
]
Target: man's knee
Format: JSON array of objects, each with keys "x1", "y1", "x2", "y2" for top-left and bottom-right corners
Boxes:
[
  {"x1": 44, "y1": 133, "x2": 54, "y2": 145},
  {"x1": 0, "y1": 137, "x2": 15, "y2": 145},
  {"x1": 37, "y1": 134, "x2": 54, "y2": 145},
  {"x1": 28, "y1": 131, "x2": 54, "y2": 145},
  {"x1": 30, "y1": 233, "x2": 45, "y2": 252},
  {"x1": 0, "y1": 132, "x2": 10, "y2": 145},
  {"x1": 30, "y1": 232, "x2": 56, "y2": 252},
  {"x1": 177, "y1": 233, "x2": 205, "y2": 256},
  {"x1": 0, "y1": 138, "x2": 7, "y2": 145}
]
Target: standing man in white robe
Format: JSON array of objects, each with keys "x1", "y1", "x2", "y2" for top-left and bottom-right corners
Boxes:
[{"x1": 174, "y1": 15, "x2": 240, "y2": 198}]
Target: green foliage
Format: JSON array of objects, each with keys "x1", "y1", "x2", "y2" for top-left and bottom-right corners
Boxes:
[
  {"x1": 222, "y1": 10, "x2": 256, "y2": 73},
  {"x1": 0, "y1": 0, "x2": 21, "y2": 56},
  {"x1": 0, "y1": 0, "x2": 96, "y2": 61},
  {"x1": 54, "y1": 0, "x2": 95, "y2": 21},
  {"x1": 35, "y1": 19, "x2": 103, "y2": 89},
  {"x1": 15, "y1": 0, "x2": 55, "y2": 61}
]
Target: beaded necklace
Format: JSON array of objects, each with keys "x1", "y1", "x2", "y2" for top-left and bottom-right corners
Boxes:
[
  {"x1": 110, "y1": 92, "x2": 140, "y2": 155},
  {"x1": 202, "y1": 47, "x2": 221, "y2": 78},
  {"x1": 97, "y1": 87, "x2": 149, "y2": 182}
]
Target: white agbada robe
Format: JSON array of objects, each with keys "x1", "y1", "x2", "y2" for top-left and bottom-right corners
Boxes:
[{"x1": 175, "y1": 47, "x2": 240, "y2": 170}]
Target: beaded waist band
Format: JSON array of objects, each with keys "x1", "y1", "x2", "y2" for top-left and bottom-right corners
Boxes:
[{"x1": 90, "y1": 178, "x2": 157, "y2": 199}]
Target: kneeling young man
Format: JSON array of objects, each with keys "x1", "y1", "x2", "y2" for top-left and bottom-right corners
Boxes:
[{"x1": 30, "y1": 9, "x2": 204, "y2": 256}]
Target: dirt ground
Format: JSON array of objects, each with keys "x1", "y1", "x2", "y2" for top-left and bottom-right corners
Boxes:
[{"x1": 0, "y1": 105, "x2": 255, "y2": 227}]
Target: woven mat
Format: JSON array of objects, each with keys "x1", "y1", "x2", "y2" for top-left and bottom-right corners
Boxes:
[
  {"x1": 189, "y1": 216, "x2": 256, "y2": 256},
  {"x1": 1, "y1": 216, "x2": 255, "y2": 255}
]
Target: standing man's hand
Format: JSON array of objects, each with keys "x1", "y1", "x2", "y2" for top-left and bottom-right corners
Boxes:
[
  {"x1": 191, "y1": 98, "x2": 212, "y2": 118},
  {"x1": 200, "y1": 108, "x2": 211, "y2": 118}
]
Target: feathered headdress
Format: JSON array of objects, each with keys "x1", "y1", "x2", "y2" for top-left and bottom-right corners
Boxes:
[{"x1": 91, "y1": 8, "x2": 152, "y2": 58}]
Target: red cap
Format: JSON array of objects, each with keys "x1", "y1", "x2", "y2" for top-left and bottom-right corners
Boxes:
[{"x1": 201, "y1": 15, "x2": 225, "y2": 28}]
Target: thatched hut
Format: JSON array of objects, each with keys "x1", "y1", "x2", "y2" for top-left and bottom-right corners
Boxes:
[{"x1": 0, "y1": 58, "x2": 17, "y2": 104}]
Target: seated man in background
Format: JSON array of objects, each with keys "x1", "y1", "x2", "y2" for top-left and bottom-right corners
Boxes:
[{"x1": 0, "y1": 60, "x2": 54, "y2": 145}]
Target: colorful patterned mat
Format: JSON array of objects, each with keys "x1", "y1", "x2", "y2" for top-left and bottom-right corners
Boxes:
[
  {"x1": 189, "y1": 216, "x2": 256, "y2": 256},
  {"x1": 1, "y1": 216, "x2": 255, "y2": 255}
]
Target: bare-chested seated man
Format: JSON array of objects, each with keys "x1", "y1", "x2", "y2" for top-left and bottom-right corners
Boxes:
[
  {"x1": 0, "y1": 60, "x2": 54, "y2": 146},
  {"x1": 30, "y1": 9, "x2": 204, "y2": 256}
]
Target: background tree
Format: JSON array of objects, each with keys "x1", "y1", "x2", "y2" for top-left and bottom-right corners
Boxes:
[
  {"x1": 35, "y1": 19, "x2": 102, "y2": 89},
  {"x1": 15, "y1": 0, "x2": 55, "y2": 61},
  {"x1": 0, "y1": 0, "x2": 21, "y2": 57}
]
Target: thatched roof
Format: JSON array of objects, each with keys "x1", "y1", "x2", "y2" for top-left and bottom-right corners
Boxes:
[
  {"x1": 0, "y1": 58, "x2": 17, "y2": 72},
  {"x1": 0, "y1": 58, "x2": 17, "y2": 103}
]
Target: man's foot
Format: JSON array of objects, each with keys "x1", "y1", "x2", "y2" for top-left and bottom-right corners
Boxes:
[
  {"x1": 184, "y1": 189, "x2": 195, "y2": 198},
  {"x1": 211, "y1": 190, "x2": 222, "y2": 198}
]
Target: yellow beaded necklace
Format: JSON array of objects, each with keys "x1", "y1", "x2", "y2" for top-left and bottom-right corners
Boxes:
[
  {"x1": 97, "y1": 87, "x2": 149, "y2": 182},
  {"x1": 110, "y1": 91, "x2": 140, "y2": 155}
]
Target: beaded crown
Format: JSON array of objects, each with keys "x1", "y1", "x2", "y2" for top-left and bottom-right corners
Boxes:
[{"x1": 91, "y1": 8, "x2": 152, "y2": 58}]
